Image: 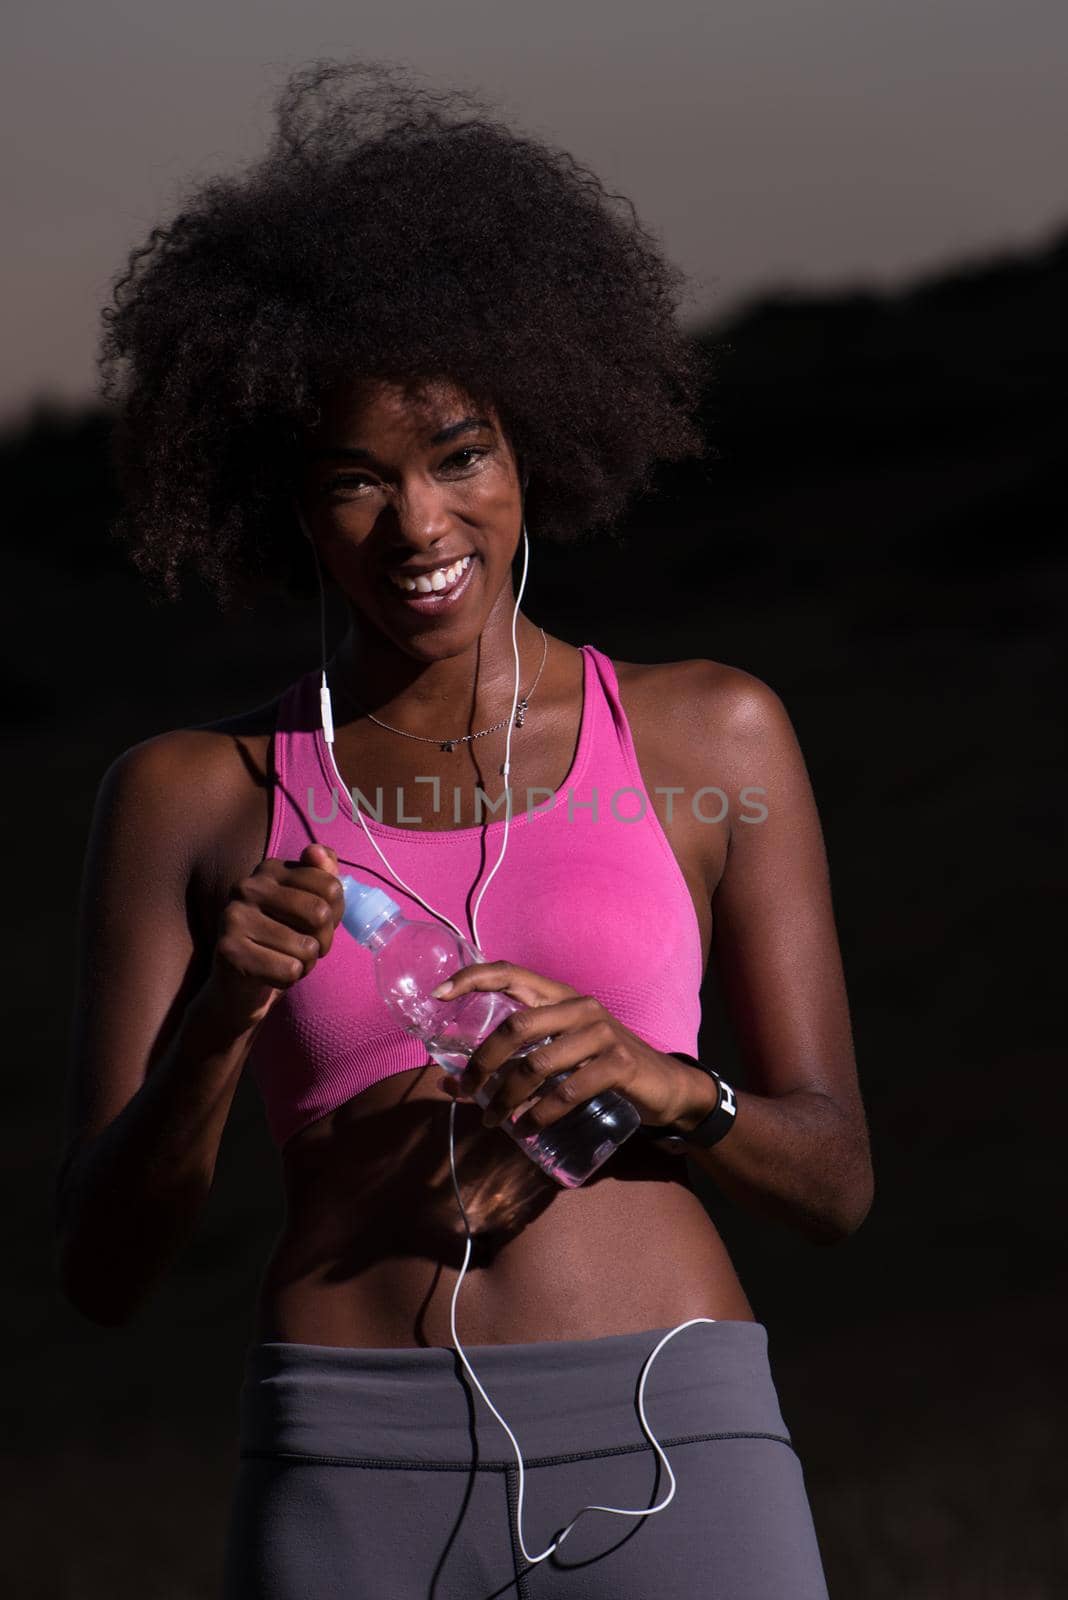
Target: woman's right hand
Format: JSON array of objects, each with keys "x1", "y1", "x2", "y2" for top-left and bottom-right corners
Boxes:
[{"x1": 204, "y1": 842, "x2": 345, "y2": 1032}]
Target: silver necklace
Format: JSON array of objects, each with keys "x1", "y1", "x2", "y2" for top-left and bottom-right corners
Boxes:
[{"x1": 337, "y1": 627, "x2": 549, "y2": 753}]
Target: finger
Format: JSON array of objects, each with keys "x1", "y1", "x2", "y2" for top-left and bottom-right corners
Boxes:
[
  {"x1": 227, "y1": 889, "x2": 335, "y2": 960},
  {"x1": 216, "y1": 914, "x2": 321, "y2": 986},
  {"x1": 510, "y1": 1053, "x2": 632, "y2": 1141},
  {"x1": 282, "y1": 866, "x2": 347, "y2": 923},
  {"x1": 256, "y1": 856, "x2": 347, "y2": 924},
  {"x1": 460, "y1": 996, "x2": 605, "y2": 1097},
  {"x1": 431, "y1": 961, "x2": 575, "y2": 1008},
  {"x1": 241, "y1": 905, "x2": 328, "y2": 970},
  {"x1": 302, "y1": 843, "x2": 340, "y2": 875},
  {"x1": 239, "y1": 881, "x2": 342, "y2": 947},
  {"x1": 480, "y1": 1022, "x2": 614, "y2": 1128}
]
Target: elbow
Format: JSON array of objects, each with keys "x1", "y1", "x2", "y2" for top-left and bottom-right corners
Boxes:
[
  {"x1": 54, "y1": 1179, "x2": 144, "y2": 1330},
  {"x1": 52, "y1": 1160, "x2": 115, "y2": 1323},
  {"x1": 53, "y1": 1167, "x2": 206, "y2": 1330},
  {"x1": 54, "y1": 1236, "x2": 141, "y2": 1329},
  {"x1": 813, "y1": 1193, "x2": 873, "y2": 1247},
  {"x1": 846, "y1": 1167, "x2": 876, "y2": 1236},
  {"x1": 800, "y1": 1121, "x2": 875, "y2": 1245},
  {"x1": 61, "y1": 1295, "x2": 138, "y2": 1331},
  {"x1": 808, "y1": 1166, "x2": 875, "y2": 1247}
]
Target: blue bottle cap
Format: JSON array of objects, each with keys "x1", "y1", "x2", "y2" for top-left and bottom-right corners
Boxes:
[{"x1": 340, "y1": 875, "x2": 400, "y2": 944}]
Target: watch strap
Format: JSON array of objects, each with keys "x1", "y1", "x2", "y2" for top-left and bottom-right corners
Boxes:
[{"x1": 641, "y1": 1052, "x2": 738, "y2": 1151}]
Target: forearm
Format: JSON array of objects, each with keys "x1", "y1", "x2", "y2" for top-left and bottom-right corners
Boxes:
[
  {"x1": 55, "y1": 985, "x2": 262, "y2": 1326},
  {"x1": 669, "y1": 1065, "x2": 873, "y2": 1244}
]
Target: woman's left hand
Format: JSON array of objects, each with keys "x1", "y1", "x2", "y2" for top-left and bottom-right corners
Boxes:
[{"x1": 430, "y1": 960, "x2": 705, "y2": 1137}]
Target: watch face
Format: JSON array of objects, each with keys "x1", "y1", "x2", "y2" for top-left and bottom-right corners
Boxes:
[{"x1": 650, "y1": 1133, "x2": 689, "y2": 1155}]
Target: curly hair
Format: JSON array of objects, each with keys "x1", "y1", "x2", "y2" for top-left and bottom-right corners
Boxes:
[{"x1": 98, "y1": 58, "x2": 711, "y2": 608}]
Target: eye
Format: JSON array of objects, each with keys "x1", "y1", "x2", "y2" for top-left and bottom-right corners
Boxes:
[
  {"x1": 440, "y1": 447, "x2": 487, "y2": 472},
  {"x1": 321, "y1": 472, "x2": 377, "y2": 498},
  {"x1": 320, "y1": 447, "x2": 487, "y2": 498}
]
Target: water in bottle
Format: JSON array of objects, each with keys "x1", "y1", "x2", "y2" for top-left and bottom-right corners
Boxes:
[{"x1": 338, "y1": 875, "x2": 641, "y2": 1187}]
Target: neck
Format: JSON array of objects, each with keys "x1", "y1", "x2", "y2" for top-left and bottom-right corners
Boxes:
[{"x1": 327, "y1": 591, "x2": 545, "y2": 731}]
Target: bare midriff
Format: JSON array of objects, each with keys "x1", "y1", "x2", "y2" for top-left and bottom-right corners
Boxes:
[
  {"x1": 253, "y1": 1071, "x2": 756, "y2": 1348},
  {"x1": 223, "y1": 647, "x2": 756, "y2": 1349}
]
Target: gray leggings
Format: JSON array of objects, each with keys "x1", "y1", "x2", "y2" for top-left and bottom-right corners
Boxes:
[{"x1": 222, "y1": 1318, "x2": 830, "y2": 1599}]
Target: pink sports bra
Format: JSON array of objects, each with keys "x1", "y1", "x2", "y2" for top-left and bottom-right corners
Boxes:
[{"x1": 245, "y1": 644, "x2": 704, "y2": 1148}]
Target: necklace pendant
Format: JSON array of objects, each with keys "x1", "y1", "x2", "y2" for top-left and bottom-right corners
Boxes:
[
  {"x1": 514, "y1": 699, "x2": 528, "y2": 728},
  {"x1": 441, "y1": 739, "x2": 457, "y2": 753}
]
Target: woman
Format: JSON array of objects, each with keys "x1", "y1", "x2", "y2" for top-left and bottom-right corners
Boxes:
[{"x1": 57, "y1": 59, "x2": 872, "y2": 1598}]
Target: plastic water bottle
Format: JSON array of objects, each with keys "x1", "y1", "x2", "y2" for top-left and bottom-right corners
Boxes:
[{"x1": 338, "y1": 875, "x2": 641, "y2": 1187}]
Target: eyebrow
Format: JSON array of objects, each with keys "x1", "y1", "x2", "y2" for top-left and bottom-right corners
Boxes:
[{"x1": 308, "y1": 416, "x2": 494, "y2": 464}]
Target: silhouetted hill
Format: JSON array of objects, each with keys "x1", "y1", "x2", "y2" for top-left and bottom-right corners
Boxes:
[
  {"x1": 5, "y1": 225, "x2": 1066, "y2": 1597},
  {"x1": 4, "y1": 220, "x2": 1066, "y2": 600}
]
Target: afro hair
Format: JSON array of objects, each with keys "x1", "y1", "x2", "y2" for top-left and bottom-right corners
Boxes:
[{"x1": 98, "y1": 58, "x2": 711, "y2": 608}]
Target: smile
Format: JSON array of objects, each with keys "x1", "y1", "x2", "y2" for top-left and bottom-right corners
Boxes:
[{"x1": 384, "y1": 553, "x2": 477, "y2": 611}]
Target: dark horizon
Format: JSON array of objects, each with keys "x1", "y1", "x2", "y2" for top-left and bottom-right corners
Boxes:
[
  {"x1": 8, "y1": 217, "x2": 1066, "y2": 1594},
  {"x1": 5, "y1": 5, "x2": 1068, "y2": 421}
]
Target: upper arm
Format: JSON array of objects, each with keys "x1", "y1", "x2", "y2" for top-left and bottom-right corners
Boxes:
[
  {"x1": 57, "y1": 733, "x2": 215, "y2": 1199},
  {"x1": 708, "y1": 670, "x2": 866, "y2": 1131}
]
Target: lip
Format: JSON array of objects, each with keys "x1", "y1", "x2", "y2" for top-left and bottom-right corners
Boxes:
[
  {"x1": 381, "y1": 554, "x2": 479, "y2": 615},
  {"x1": 387, "y1": 553, "x2": 474, "y2": 577}
]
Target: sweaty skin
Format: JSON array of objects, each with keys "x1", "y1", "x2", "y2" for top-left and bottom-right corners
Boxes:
[
  {"x1": 60, "y1": 378, "x2": 869, "y2": 1346},
  {"x1": 263, "y1": 647, "x2": 756, "y2": 1349}
]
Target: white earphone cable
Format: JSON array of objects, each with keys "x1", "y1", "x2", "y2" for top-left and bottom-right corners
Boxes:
[{"x1": 301, "y1": 507, "x2": 717, "y2": 1565}]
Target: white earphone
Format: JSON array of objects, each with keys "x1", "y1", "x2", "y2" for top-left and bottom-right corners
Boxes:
[{"x1": 294, "y1": 497, "x2": 718, "y2": 1566}]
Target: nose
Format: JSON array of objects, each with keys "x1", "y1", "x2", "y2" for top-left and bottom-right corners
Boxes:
[{"x1": 390, "y1": 475, "x2": 453, "y2": 554}]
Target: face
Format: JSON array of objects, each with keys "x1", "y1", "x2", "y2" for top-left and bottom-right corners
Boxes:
[{"x1": 296, "y1": 374, "x2": 524, "y2": 658}]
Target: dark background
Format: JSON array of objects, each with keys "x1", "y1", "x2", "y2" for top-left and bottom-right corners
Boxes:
[{"x1": 5, "y1": 228, "x2": 1066, "y2": 1597}]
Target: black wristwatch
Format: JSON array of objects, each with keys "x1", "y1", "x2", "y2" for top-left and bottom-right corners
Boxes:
[{"x1": 640, "y1": 1052, "x2": 739, "y2": 1153}]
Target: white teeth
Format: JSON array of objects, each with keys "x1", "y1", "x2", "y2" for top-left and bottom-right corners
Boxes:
[{"x1": 389, "y1": 554, "x2": 471, "y2": 596}]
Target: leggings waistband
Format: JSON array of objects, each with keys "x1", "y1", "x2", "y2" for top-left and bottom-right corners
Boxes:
[{"x1": 235, "y1": 1319, "x2": 792, "y2": 1468}]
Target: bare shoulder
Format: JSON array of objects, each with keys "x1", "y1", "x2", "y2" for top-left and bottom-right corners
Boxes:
[
  {"x1": 611, "y1": 654, "x2": 789, "y2": 747},
  {"x1": 102, "y1": 693, "x2": 282, "y2": 819},
  {"x1": 97, "y1": 693, "x2": 284, "y2": 936}
]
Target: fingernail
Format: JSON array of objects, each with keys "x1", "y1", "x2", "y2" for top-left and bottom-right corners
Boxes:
[{"x1": 430, "y1": 981, "x2": 454, "y2": 998}]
